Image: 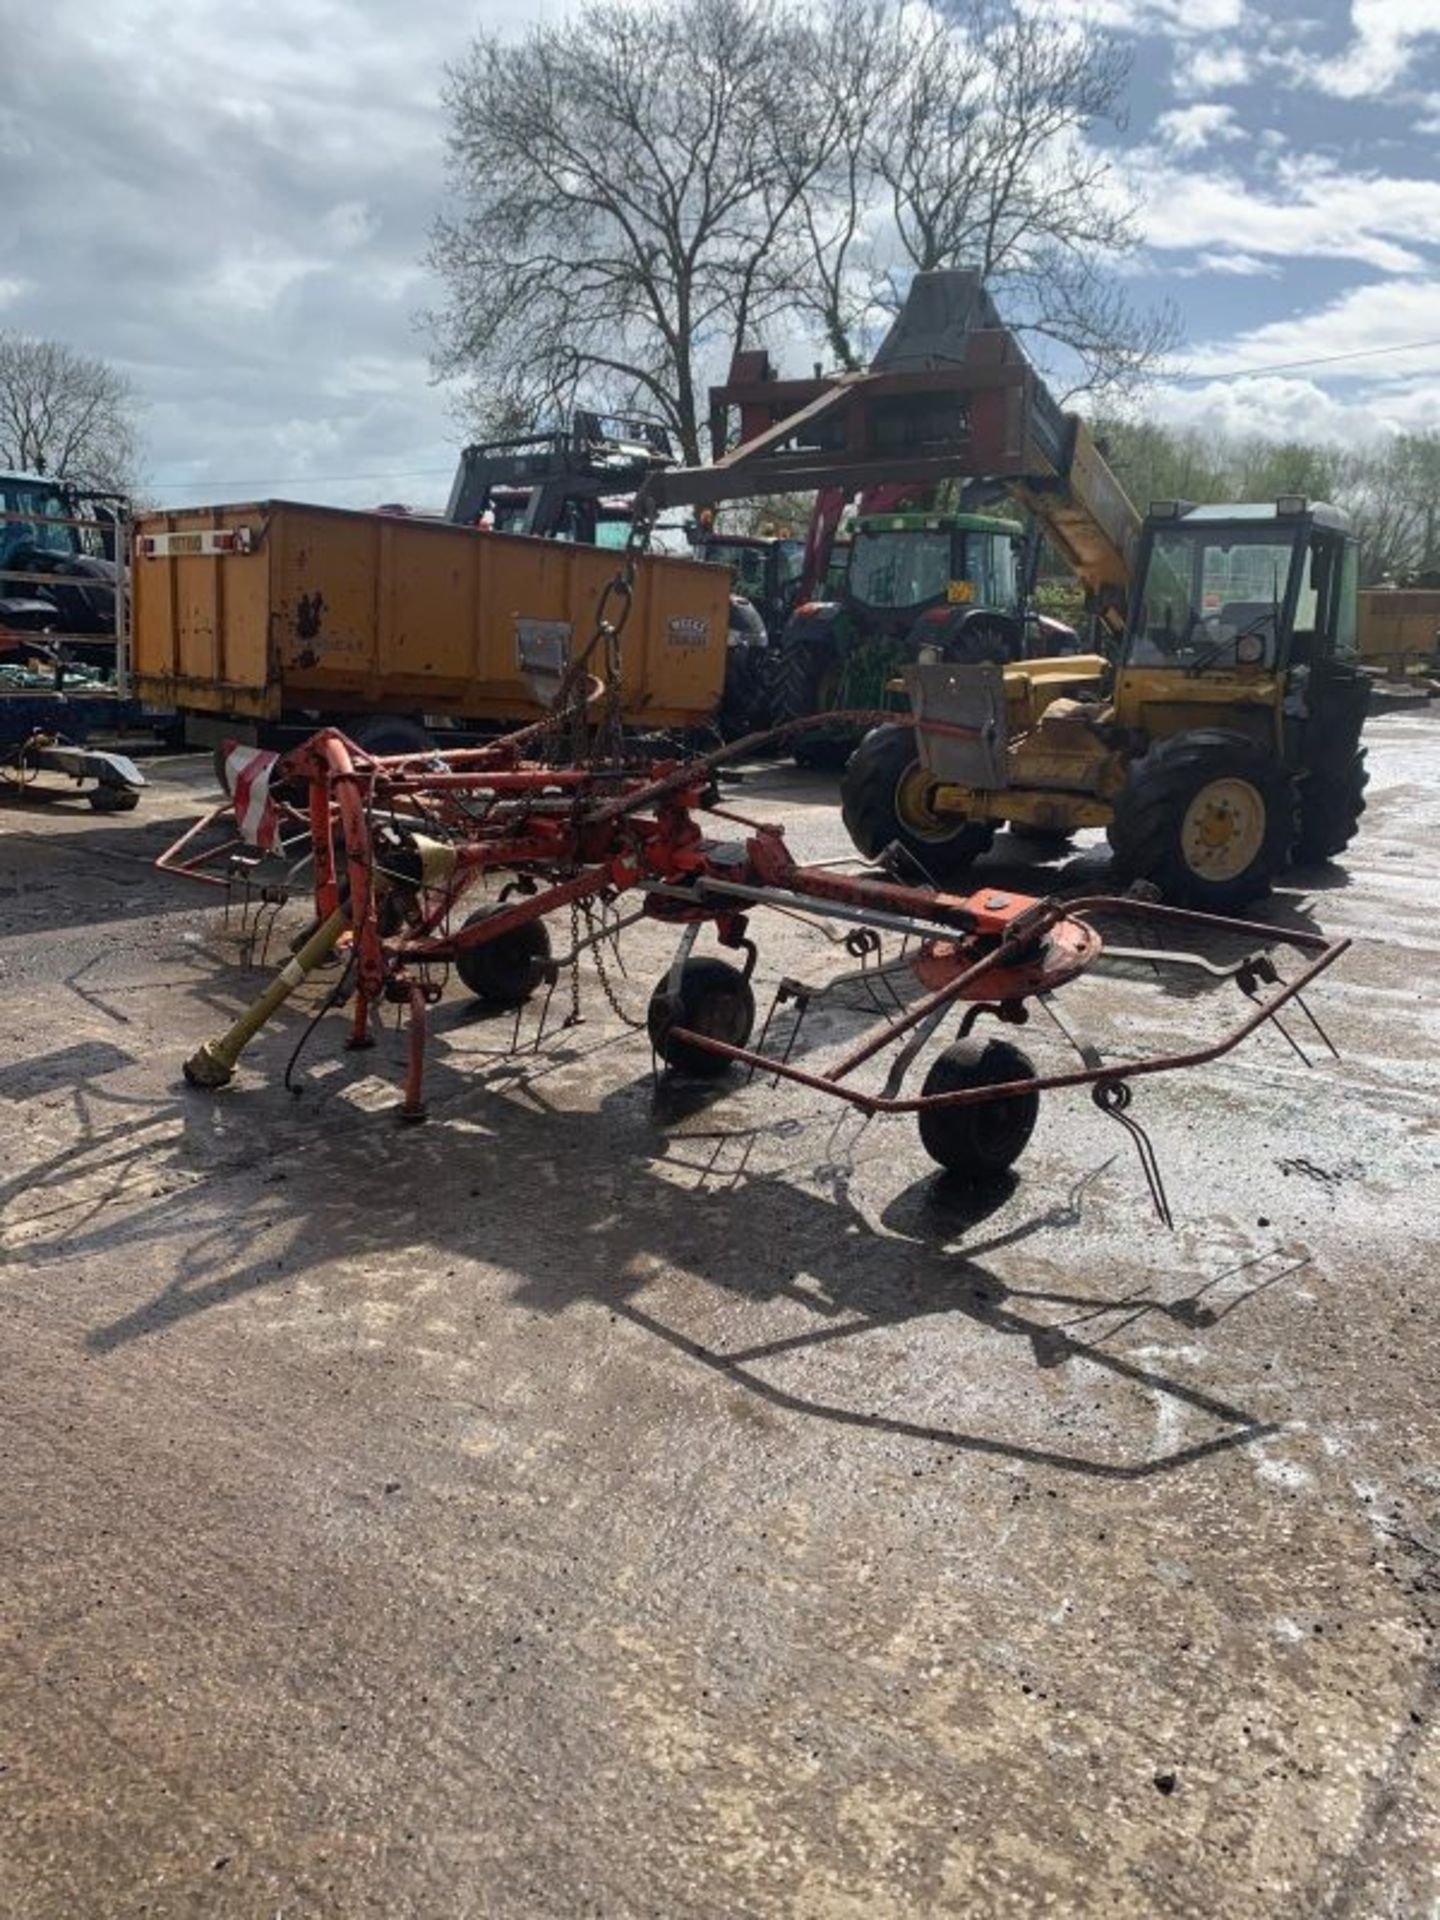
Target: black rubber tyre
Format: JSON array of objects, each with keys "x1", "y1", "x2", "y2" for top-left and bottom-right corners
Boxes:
[
  {"x1": 348, "y1": 713, "x2": 434, "y2": 757},
  {"x1": 647, "y1": 957, "x2": 756, "y2": 1077},
  {"x1": 88, "y1": 785, "x2": 140, "y2": 813},
  {"x1": 1108, "y1": 729, "x2": 1298, "y2": 911},
  {"x1": 718, "y1": 644, "x2": 773, "y2": 740},
  {"x1": 777, "y1": 634, "x2": 850, "y2": 769},
  {"x1": 1297, "y1": 749, "x2": 1368, "y2": 862},
  {"x1": 945, "y1": 615, "x2": 1014, "y2": 666},
  {"x1": 454, "y1": 905, "x2": 552, "y2": 1007},
  {"x1": 918, "y1": 1037, "x2": 1040, "y2": 1178},
  {"x1": 840, "y1": 724, "x2": 995, "y2": 883}
]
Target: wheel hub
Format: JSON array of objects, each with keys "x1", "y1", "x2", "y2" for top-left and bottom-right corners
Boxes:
[
  {"x1": 895, "y1": 760, "x2": 962, "y2": 845},
  {"x1": 1180, "y1": 777, "x2": 1265, "y2": 881}
]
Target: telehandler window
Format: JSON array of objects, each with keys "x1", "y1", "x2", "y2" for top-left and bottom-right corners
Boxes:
[{"x1": 1129, "y1": 525, "x2": 1301, "y2": 669}]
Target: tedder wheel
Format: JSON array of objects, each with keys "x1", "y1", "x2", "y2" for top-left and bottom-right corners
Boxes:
[
  {"x1": 917, "y1": 1037, "x2": 1040, "y2": 1178},
  {"x1": 1297, "y1": 749, "x2": 1368, "y2": 863},
  {"x1": 1108, "y1": 729, "x2": 1298, "y2": 912},
  {"x1": 840, "y1": 724, "x2": 995, "y2": 884},
  {"x1": 454, "y1": 904, "x2": 552, "y2": 1008},
  {"x1": 647, "y1": 957, "x2": 756, "y2": 1078},
  {"x1": 87, "y1": 785, "x2": 140, "y2": 813}
]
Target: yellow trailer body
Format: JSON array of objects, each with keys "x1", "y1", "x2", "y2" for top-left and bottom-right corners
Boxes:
[
  {"x1": 131, "y1": 500, "x2": 728, "y2": 728},
  {"x1": 1357, "y1": 587, "x2": 1440, "y2": 672}
]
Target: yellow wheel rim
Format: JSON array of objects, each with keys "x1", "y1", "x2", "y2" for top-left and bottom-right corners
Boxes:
[
  {"x1": 895, "y1": 760, "x2": 961, "y2": 843},
  {"x1": 1180, "y1": 777, "x2": 1266, "y2": 882}
]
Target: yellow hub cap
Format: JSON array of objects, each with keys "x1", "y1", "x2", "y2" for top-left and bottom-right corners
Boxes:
[
  {"x1": 1181, "y1": 777, "x2": 1266, "y2": 882},
  {"x1": 895, "y1": 760, "x2": 960, "y2": 843}
]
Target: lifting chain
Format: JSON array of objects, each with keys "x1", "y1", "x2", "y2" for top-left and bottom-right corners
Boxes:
[
  {"x1": 540, "y1": 486, "x2": 656, "y2": 768},
  {"x1": 583, "y1": 900, "x2": 648, "y2": 1031},
  {"x1": 559, "y1": 899, "x2": 647, "y2": 1031}
]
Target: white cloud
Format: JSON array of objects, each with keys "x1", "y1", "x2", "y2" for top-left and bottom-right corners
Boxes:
[
  {"x1": 1155, "y1": 103, "x2": 1244, "y2": 155},
  {"x1": 1147, "y1": 370, "x2": 1440, "y2": 448},
  {"x1": 1188, "y1": 250, "x2": 1280, "y2": 277},
  {"x1": 1181, "y1": 278, "x2": 1440, "y2": 380},
  {"x1": 1128, "y1": 152, "x2": 1440, "y2": 273},
  {"x1": 1173, "y1": 43, "x2": 1252, "y2": 90},
  {"x1": 1079, "y1": 0, "x2": 1243, "y2": 30},
  {"x1": 1290, "y1": 0, "x2": 1440, "y2": 99}
]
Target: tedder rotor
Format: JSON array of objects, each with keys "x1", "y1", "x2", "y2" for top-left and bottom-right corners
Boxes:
[{"x1": 176, "y1": 715, "x2": 1348, "y2": 1218}]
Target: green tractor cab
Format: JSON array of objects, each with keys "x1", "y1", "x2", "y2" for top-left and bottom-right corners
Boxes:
[
  {"x1": 840, "y1": 498, "x2": 1370, "y2": 910},
  {"x1": 776, "y1": 509, "x2": 1077, "y2": 766}
]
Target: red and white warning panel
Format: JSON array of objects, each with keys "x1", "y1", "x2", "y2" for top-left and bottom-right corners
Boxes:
[
  {"x1": 138, "y1": 527, "x2": 254, "y2": 558},
  {"x1": 221, "y1": 741, "x2": 281, "y2": 850}
]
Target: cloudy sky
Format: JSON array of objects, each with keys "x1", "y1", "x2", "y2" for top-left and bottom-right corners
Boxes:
[{"x1": 2, "y1": 0, "x2": 1437, "y2": 509}]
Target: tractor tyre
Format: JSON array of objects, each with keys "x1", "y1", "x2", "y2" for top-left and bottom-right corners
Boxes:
[
  {"x1": 777, "y1": 634, "x2": 848, "y2": 769},
  {"x1": 840, "y1": 725, "x2": 995, "y2": 884},
  {"x1": 1297, "y1": 749, "x2": 1368, "y2": 863},
  {"x1": 717, "y1": 644, "x2": 773, "y2": 741},
  {"x1": 944, "y1": 615, "x2": 1015, "y2": 667},
  {"x1": 454, "y1": 905, "x2": 553, "y2": 1008},
  {"x1": 647, "y1": 958, "x2": 756, "y2": 1078},
  {"x1": 348, "y1": 713, "x2": 435, "y2": 758},
  {"x1": 1108, "y1": 729, "x2": 1299, "y2": 911},
  {"x1": 88, "y1": 785, "x2": 140, "y2": 814},
  {"x1": 917, "y1": 1037, "x2": 1040, "y2": 1178}
]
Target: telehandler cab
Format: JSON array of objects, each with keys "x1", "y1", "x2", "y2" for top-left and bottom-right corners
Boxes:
[{"x1": 840, "y1": 496, "x2": 1369, "y2": 910}]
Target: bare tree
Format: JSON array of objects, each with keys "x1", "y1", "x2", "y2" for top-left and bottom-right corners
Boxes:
[
  {"x1": 431, "y1": 0, "x2": 876, "y2": 460},
  {"x1": 820, "y1": 0, "x2": 1176, "y2": 396},
  {"x1": 429, "y1": 0, "x2": 1174, "y2": 450},
  {"x1": 0, "y1": 333, "x2": 140, "y2": 491}
]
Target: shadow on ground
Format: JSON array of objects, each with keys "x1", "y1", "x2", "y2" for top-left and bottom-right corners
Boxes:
[{"x1": 0, "y1": 995, "x2": 1299, "y2": 1485}]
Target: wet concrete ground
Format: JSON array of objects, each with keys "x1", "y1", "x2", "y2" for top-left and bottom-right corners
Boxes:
[{"x1": 0, "y1": 717, "x2": 1436, "y2": 1918}]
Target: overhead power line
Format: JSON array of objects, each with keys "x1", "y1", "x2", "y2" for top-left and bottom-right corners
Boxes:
[
  {"x1": 1162, "y1": 335, "x2": 1440, "y2": 384},
  {"x1": 149, "y1": 335, "x2": 1440, "y2": 496}
]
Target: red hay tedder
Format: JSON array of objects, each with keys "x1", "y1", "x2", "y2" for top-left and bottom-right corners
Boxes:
[{"x1": 172, "y1": 713, "x2": 1347, "y2": 1223}]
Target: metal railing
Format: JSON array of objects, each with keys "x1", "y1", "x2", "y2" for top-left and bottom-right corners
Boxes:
[{"x1": 0, "y1": 496, "x2": 130, "y2": 693}]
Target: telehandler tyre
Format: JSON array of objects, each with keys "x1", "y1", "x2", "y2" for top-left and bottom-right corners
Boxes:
[
  {"x1": 1108, "y1": 729, "x2": 1298, "y2": 911},
  {"x1": 840, "y1": 725, "x2": 995, "y2": 884},
  {"x1": 1297, "y1": 749, "x2": 1368, "y2": 862}
]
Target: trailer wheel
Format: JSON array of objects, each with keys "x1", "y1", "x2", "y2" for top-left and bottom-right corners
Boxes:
[
  {"x1": 454, "y1": 905, "x2": 552, "y2": 1008},
  {"x1": 647, "y1": 958, "x2": 756, "y2": 1077},
  {"x1": 840, "y1": 724, "x2": 995, "y2": 882},
  {"x1": 917, "y1": 1037, "x2": 1039, "y2": 1178},
  {"x1": 349, "y1": 714, "x2": 434, "y2": 758},
  {"x1": 88, "y1": 785, "x2": 140, "y2": 813}
]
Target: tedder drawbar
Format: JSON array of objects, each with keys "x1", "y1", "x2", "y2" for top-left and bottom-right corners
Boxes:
[{"x1": 176, "y1": 703, "x2": 1348, "y2": 1222}]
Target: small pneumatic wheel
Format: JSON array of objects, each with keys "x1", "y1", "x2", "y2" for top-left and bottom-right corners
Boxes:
[
  {"x1": 88, "y1": 785, "x2": 140, "y2": 813},
  {"x1": 917, "y1": 1036, "x2": 1040, "y2": 1178},
  {"x1": 647, "y1": 958, "x2": 756, "y2": 1078},
  {"x1": 454, "y1": 905, "x2": 552, "y2": 1008}
]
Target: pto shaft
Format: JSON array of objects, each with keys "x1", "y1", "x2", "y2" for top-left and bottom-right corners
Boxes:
[{"x1": 183, "y1": 906, "x2": 348, "y2": 1090}]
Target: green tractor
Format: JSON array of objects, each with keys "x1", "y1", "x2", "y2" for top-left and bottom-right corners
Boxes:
[{"x1": 774, "y1": 508, "x2": 1077, "y2": 766}]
